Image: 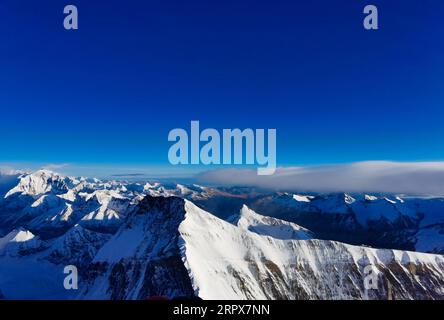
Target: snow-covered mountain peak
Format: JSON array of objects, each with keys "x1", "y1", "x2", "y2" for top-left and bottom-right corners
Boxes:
[
  {"x1": 0, "y1": 228, "x2": 41, "y2": 256},
  {"x1": 0, "y1": 228, "x2": 35, "y2": 247},
  {"x1": 82, "y1": 189, "x2": 126, "y2": 205},
  {"x1": 234, "y1": 205, "x2": 313, "y2": 240},
  {"x1": 78, "y1": 190, "x2": 135, "y2": 231},
  {"x1": 45, "y1": 224, "x2": 111, "y2": 269},
  {"x1": 1, "y1": 191, "x2": 444, "y2": 300},
  {"x1": 177, "y1": 197, "x2": 444, "y2": 300},
  {"x1": 292, "y1": 194, "x2": 314, "y2": 202},
  {"x1": 30, "y1": 194, "x2": 63, "y2": 208},
  {"x1": 303, "y1": 193, "x2": 356, "y2": 214},
  {"x1": 240, "y1": 204, "x2": 256, "y2": 216},
  {"x1": 5, "y1": 170, "x2": 76, "y2": 198},
  {"x1": 384, "y1": 197, "x2": 397, "y2": 204},
  {"x1": 143, "y1": 181, "x2": 160, "y2": 191},
  {"x1": 58, "y1": 189, "x2": 77, "y2": 202},
  {"x1": 344, "y1": 193, "x2": 356, "y2": 204}
]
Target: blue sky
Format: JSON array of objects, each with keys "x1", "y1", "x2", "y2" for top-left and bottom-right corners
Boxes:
[{"x1": 1, "y1": 0, "x2": 443, "y2": 176}]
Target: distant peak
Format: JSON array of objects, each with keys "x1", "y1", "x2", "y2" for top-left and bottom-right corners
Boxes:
[
  {"x1": 5, "y1": 169, "x2": 73, "y2": 197},
  {"x1": 364, "y1": 195, "x2": 378, "y2": 201},
  {"x1": 238, "y1": 204, "x2": 259, "y2": 218},
  {"x1": 384, "y1": 197, "x2": 397, "y2": 204},
  {"x1": 344, "y1": 193, "x2": 356, "y2": 204},
  {"x1": 293, "y1": 194, "x2": 314, "y2": 202},
  {"x1": 0, "y1": 228, "x2": 36, "y2": 251}
]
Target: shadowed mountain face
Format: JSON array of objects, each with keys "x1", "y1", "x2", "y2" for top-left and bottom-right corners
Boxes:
[
  {"x1": 80, "y1": 195, "x2": 195, "y2": 300},
  {"x1": 0, "y1": 174, "x2": 20, "y2": 200},
  {"x1": 0, "y1": 171, "x2": 444, "y2": 300},
  {"x1": 0, "y1": 173, "x2": 21, "y2": 237}
]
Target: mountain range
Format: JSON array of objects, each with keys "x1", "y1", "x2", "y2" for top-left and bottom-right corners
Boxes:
[{"x1": 0, "y1": 170, "x2": 443, "y2": 300}]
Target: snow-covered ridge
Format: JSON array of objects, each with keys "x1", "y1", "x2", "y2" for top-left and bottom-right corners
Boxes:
[
  {"x1": 229, "y1": 204, "x2": 313, "y2": 240},
  {"x1": 0, "y1": 190, "x2": 444, "y2": 300},
  {"x1": 0, "y1": 170, "x2": 146, "y2": 236},
  {"x1": 0, "y1": 170, "x2": 444, "y2": 299},
  {"x1": 0, "y1": 229, "x2": 35, "y2": 250},
  {"x1": 5, "y1": 170, "x2": 77, "y2": 198},
  {"x1": 71, "y1": 195, "x2": 444, "y2": 300},
  {"x1": 0, "y1": 228, "x2": 41, "y2": 256},
  {"x1": 1, "y1": 170, "x2": 444, "y2": 251},
  {"x1": 250, "y1": 192, "x2": 444, "y2": 253},
  {"x1": 178, "y1": 200, "x2": 444, "y2": 299}
]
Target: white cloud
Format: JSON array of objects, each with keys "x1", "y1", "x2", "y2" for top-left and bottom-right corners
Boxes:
[
  {"x1": 41, "y1": 163, "x2": 70, "y2": 171},
  {"x1": 195, "y1": 161, "x2": 444, "y2": 196},
  {"x1": 0, "y1": 166, "x2": 26, "y2": 176}
]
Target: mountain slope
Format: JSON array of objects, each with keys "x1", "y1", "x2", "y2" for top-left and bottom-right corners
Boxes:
[
  {"x1": 77, "y1": 196, "x2": 444, "y2": 300},
  {"x1": 79, "y1": 196, "x2": 195, "y2": 299},
  {"x1": 249, "y1": 192, "x2": 444, "y2": 253},
  {"x1": 0, "y1": 171, "x2": 444, "y2": 300},
  {"x1": 179, "y1": 200, "x2": 444, "y2": 300}
]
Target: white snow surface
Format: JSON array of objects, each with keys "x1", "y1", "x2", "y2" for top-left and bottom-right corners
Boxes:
[
  {"x1": 178, "y1": 201, "x2": 444, "y2": 300},
  {"x1": 0, "y1": 229, "x2": 36, "y2": 251},
  {"x1": 1, "y1": 170, "x2": 444, "y2": 299}
]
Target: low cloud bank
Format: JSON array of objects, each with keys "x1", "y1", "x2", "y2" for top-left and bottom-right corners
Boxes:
[
  {"x1": 41, "y1": 163, "x2": 69, "y2": 171},
  {"x1": 195, "y1": 161, "x2": 444, "y2": 196},
  {"x1": 0, "y1": 168, "x2": 25, "y2": 176}
]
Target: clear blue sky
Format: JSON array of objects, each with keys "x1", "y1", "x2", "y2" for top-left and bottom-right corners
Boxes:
[{"x1": 0, "y1": 0, "x2": 443, "y2": 176}]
